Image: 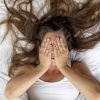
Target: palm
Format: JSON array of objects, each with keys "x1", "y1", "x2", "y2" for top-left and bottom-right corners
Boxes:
[{"x1": 51, "y1": 37, "x2": 68, "y2": 69}]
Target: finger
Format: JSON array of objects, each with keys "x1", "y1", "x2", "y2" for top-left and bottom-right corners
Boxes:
[
  {"x1": 55, "y1": 37, "x2": 60, "y2": 51},
  {"x1": 40, "y1": 39, "x2": 46, "y2": 53},
  {"x1": 45, "y1": 41, "x2": 51, "y2": 55},
  {"x1": 40, "y1": 38, "x2": 49, "y2": 53},
  {"x1": 54, "y1": 38, "x2": 61, "y2": 55},
  {"x1": 43, "y1": 38, "x2": 50, "y2": 53},
  {"x1": 47, "y1": 45, "x2": 52, "y2": 57},
  {"x1": 53, "y1": 42, "x2": 60, "y2": 56},
  {"x1": 41, "y1": 38, "x2": 46, "y2": 48},
  {"x1": 53, "y1": 44, "x2": 58, "y2": 57},
  {"x1": 57, "y1": 37, "x2": 63, "y2": 53},
  {"x1": 60, "y1": 38, "x2": 67, "y2": 52}
]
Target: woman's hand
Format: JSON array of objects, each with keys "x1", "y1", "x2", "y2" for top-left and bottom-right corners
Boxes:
[
  {"x1": 39, "y1": 38, "x2": 52, "y2": 71},
  {"x1": 52, "y1": 36, "x2": 69, "y2": 70}
]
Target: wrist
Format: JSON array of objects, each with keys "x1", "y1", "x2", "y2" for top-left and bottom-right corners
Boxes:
[
  {"x1": 59, "y1": 64, "x2": 69, "y2": 69},
  {"x1": 36, "y1": 64, "x2": 48, "y2": 73},
  {"x1": 59, "y1": 64, "x2": 70, "y2": 73}
]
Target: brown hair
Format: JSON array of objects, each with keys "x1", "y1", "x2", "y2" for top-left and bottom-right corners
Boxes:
[{"x1": 1, "y1": 0, "x2": 100, "y2": 77}]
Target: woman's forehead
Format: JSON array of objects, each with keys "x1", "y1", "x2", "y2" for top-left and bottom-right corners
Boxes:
[{"x1": 44, "y1": 32, "x2": 64, "y2": 39}]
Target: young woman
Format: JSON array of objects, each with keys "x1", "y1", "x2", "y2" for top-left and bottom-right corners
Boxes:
[{"x1": 1, "y1": 0, "x2": 100, "y2": 100}]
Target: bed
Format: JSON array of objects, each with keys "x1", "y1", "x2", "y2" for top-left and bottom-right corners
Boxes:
[{"x1": 0, "y1": 0, "x2": 100, "y2": 100}]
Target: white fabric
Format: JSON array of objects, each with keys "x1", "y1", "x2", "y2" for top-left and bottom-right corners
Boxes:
[
  {"x1": 0, "y1": 0, "x2": 100, "y2": 100},
  {"x1": 0, "y1": 0, "x2": 12, "y2": 99},
  {"x1": 27, "y1": 75, "x2": 79, "y2": 100},
  {"x1": 70, "y1": 22, "x2": 100, "y2": 82},
  {"x1": 0, "y1": 0, "x2": 29, "y2": 100},
  {"x1": 70, "y1": 22, "x2": 100, "y2": 100}
]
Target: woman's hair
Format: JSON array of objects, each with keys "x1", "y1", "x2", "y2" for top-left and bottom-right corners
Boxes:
[{"x1": 1, "y1": 0, "x2": 100, "y2": 77}]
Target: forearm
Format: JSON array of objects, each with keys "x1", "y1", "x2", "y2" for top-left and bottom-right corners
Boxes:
[
  {"x1": 5, "y1": 65, "x2": 46, "y2": 100},
  {"x1": 60, "y1": 66, "x2": 100, "y2": 100}
]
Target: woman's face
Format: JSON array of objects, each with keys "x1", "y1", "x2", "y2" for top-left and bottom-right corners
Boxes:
[{"x1": 41, "y1": 32, "x2": 67, "y2": 66}]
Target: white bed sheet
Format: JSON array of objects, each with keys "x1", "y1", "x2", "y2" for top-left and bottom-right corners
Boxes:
[{"x1": 0, "y1": 0, "x2": 100, "y2": 100}]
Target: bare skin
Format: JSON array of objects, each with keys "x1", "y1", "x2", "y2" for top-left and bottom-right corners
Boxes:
[
  {"x1": 4, "y1": 32, "x2": 100, "y2": 100},
  {"x1": 40, "y1": 32, "x2": 65, "y2": 82}
]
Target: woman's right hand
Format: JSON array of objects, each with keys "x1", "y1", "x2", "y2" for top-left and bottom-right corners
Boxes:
[{"x1": 39, "y1": 37, "x2": 52, "y2": 71}]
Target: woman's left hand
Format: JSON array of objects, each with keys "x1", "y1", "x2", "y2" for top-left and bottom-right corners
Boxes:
[{"x1": 52, "y1": 36, "x2": 69, "y2": 70}]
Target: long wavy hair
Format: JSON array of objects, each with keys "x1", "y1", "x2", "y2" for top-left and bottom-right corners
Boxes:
[{"x1": 1, "y1": 0, "x2": 100, "y2": 77}]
